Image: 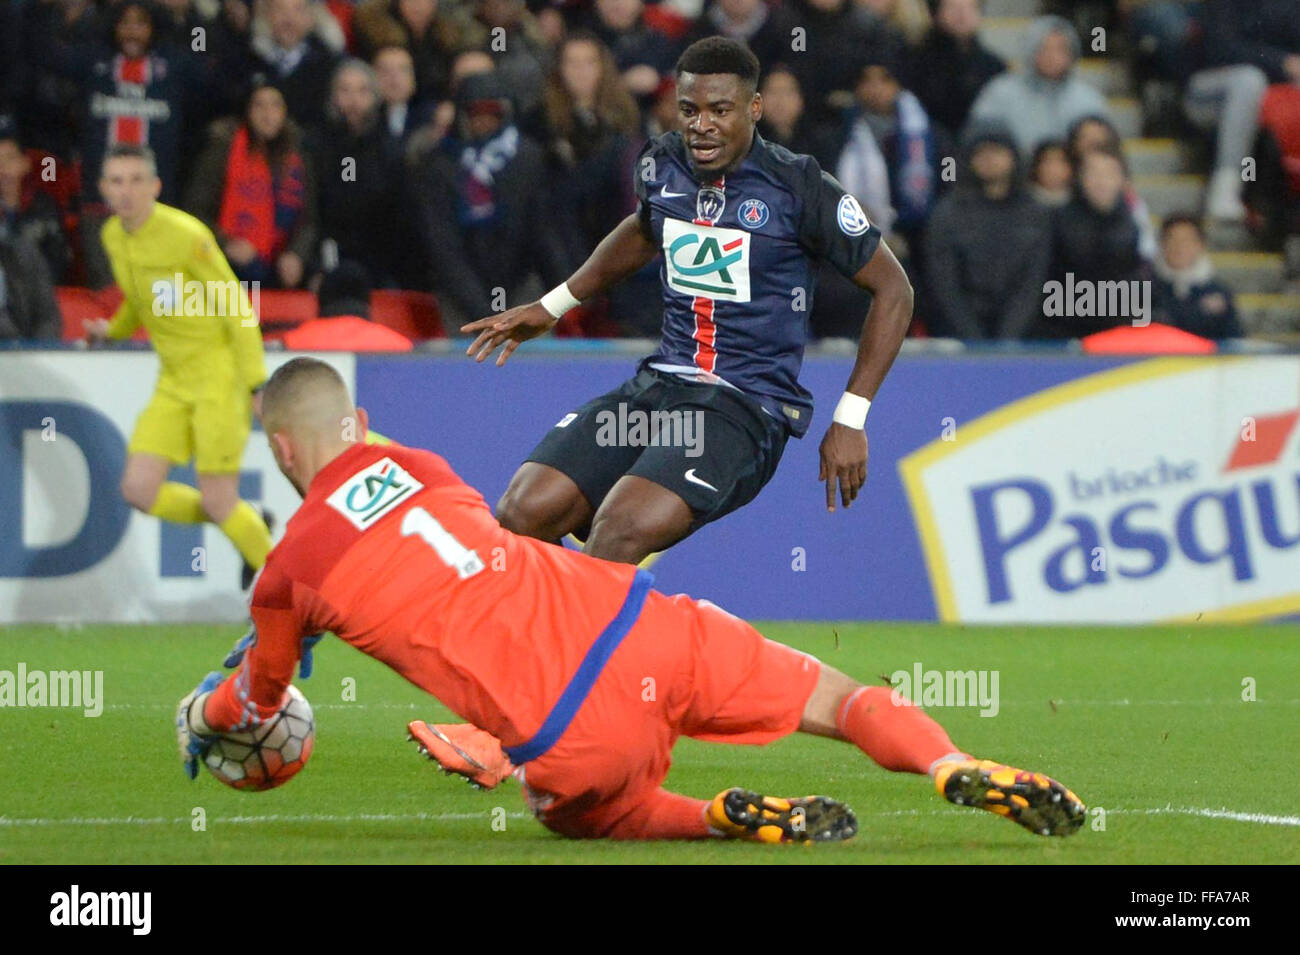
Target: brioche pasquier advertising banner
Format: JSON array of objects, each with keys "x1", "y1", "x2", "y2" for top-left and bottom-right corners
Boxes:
[
  {"x1": 3, "y1": 349, "x2": 1298, "y2": 623},
  {"x1": 899, "y1": 357, "x2": 1300, "y2": 623}
]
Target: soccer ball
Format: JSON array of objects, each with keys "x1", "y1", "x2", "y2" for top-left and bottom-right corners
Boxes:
[{"x1": 203, "y1": 684, "x2": 315, "y2": 791}]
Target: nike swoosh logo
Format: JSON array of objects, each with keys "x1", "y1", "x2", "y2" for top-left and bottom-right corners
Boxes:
[
  {"x1": 660, "y1": 186, "x2": 688, "y2": 199},
  {"x1": 684, "y1": 469, "x2": 718, "y2": 492}
]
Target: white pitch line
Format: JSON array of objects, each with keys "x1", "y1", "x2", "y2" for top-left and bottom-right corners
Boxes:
[
  {"x1": 1111, "y1": 806, "x2": 1300, "y2": 827},
  {"x1": 3, "y1": 805, "x2": 1298, "y2": 828},
  {"x1": 0, "y1": 810, "x2": 533, "y2": 827}
]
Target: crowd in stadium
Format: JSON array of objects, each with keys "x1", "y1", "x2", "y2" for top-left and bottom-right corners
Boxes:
[{"x1": 0, "y1": 0, "x2": 1297, "y2": 343}]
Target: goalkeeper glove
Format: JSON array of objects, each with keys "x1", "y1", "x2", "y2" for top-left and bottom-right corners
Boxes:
[
  {"x1": 224, "y1": 627, "x2": 325, "y2": 679},
  {"x1": 175, "y1": 671, "x2": 224, "y2": 780}
]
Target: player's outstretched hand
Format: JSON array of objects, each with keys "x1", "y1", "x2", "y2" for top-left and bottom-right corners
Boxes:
[
  {"x1": 461, "y1": 302, "x2": 558, "y2": 366},
  {"x1": 818, "y1": 423, "x2": 868, "y2": 513},
  {"x1": 175, "y1": 671, "x2": 224, "y2": 780}
]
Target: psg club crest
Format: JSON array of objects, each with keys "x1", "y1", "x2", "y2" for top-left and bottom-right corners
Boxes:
[
  {"x1": 737, "y1": 198, "x2": 769, "y2": 230},
  {"x1": 837, "y1": 194, "x2": 871, "y2": 236},
  {"x1": 696, "y1": 185, "x2": 726, "y2": 224}
]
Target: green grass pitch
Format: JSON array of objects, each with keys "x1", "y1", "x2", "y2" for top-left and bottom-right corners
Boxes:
[{"x1": 2, "y1": 622, "x2": 1298, "y2": 864}]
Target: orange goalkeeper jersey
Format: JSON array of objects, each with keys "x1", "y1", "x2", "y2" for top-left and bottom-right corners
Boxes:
[{"x1": 204, "y1": 442, "x2": 643, "y2": 751}]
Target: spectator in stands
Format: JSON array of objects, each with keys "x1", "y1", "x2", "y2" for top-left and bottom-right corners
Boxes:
[
  {"x1": 184, "y1": 79, "x2": 317, "y2": 289},
  {"x1": 251, "y1": 0, "x2": 341, "y2": 132},
  {"x1": 0, "y1": 231, "x2": 60, "y2": 341},
  {"x1": 923, "y1": 121, "x2": 1050, "y2": 339},
  {"x1": 1187, "y1": 0, "x2": 1300, "y2": 222},
  {"x1": 41, "y1": 0, "x2": 203, "y2": 286},
  {"x1": 1152, "y1": 213, "x2": 1241, "y2": 339},
  {"x1": 908, "y1": 0, "x2": 1006, "y2": 142},
  {"x1": 756, "y1": 67, "x2": 839, "y2": 169},
  {"x1": 968, "y1": 14, "x2": 1109, "y2": 159},
  {"x1": 353, "y1": 0, "x2": 477, "y2": 104},
  {"x1": 472, "y1": 0, "x2": 552, "y2": 115},
  {"x1": 1065, "y1": 114, "x2": 1158, "y2": 260},
  {"x1": 14, "y1": 0, "x2": 102, "y2": 162},
  {"x1": 584, "y1": 0, "x2": 680, "y2": 101},
  {"x1": 314, "y1": 59, "x2": 416, "y2": 287},
  {"x1": 412, "y1": 71, "x2": 569, "y2": 325},
  {"x1": 834, "y1": 52, "x2": 938, "y2": 251},
  {"x1": 681, "y1": 0, "x2": 802, "y2": 76},
  {"x1": 255, "y1": 0, "x2": 347, "y2": 53},
  {"x1": 785, "y1": 0, "x2": 899, "y2": 128},
  {"x1": 372, "y1": 45, "x2": 438, "y2": 152},
  {"x1": 1029, "y1": 140, "x2": 1072, "y2": 207},
  {"x1": 0, "y1": 128, "x2": 72, "y2": 283},
  {"x1": 856, "y1": 0, "x2": 931, "y2": 47},
  {"x1": 522, "y1": 32, "x2": 640, "y2": 271},
  {"x1": 1042, "y1": 145, "x2": 1147, "y2": 338}
]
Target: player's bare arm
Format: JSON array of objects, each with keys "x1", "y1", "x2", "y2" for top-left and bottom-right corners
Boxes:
[
  {"x1": 462, "y1": 213, "x2": 659, "y2": 366},
  {"x1": 818, "y1": 241, "x2": 913, "y2": 512}
]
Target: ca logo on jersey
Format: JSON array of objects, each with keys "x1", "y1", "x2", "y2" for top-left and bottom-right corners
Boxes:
[
  {"x1": 327, "y1": 457, "x2": 424, "y2": 530},
  {"x1": 662, "y1": 219, "x2": 752, "y2": 302}
]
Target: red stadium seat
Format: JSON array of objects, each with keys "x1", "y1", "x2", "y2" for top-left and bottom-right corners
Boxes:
[
  {"x1": 255, "y1": 289, "x2": 318, "y2": 331},
  {"x1": 369, "y1": 290, "x2": 446, "y2": 340},
  {"x1": 55, "y1": 286, "x2": 135, "y2": 342}
]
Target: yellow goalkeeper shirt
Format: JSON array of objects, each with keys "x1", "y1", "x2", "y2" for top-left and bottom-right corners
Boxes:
[{"x1": 102, "y1": 202, "x2": 267, "y2": 394}]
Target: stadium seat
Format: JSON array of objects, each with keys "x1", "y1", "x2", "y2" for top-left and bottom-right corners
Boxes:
[
  {"x1": 369, "y1": 290, "x2": 446, "y2": 340},
  {"x1": 1080, "y1": 322, "x2": 1218, "y2": 354},
  {"x1": 255, "y1": 289, "x2": 319, "y2": 332},
  {"x1": 55, "y1": 286, "x2": 135, "y2": 342}
]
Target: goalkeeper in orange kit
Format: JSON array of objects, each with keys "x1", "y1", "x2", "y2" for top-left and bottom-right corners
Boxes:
[{"x1": 176, "y1": 358, "x2": 1086, "y2": 843}]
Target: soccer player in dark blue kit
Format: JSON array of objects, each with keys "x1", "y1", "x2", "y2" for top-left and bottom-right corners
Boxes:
[
  {"x1": 462, "y1": 36, "x2": 914, "y2": 565},
  {"x1": 411, "y1": 37, "x2": 916, "y2": 786}
]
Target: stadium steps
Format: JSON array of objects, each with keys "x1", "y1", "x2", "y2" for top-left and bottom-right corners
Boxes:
[
  {"x1": 1123, "y1": 138, "x2": 1190, "y2": 176},
  {"x1": 1078, "y1": 57, "x2": 1130, "y2": 97},
  {"x1": 983, "y1": 0, "x2": 1042, "y2": 17},
  {"x1": 972, "y1": 0, "x2": 1288, "y2": 304},
  {"x1": 1129, "y1": 173, "x2": 1204, "y2": 219},
  {"x1": 1235, "y1": 294, "x2": 1300, "y2": 334},
  {"x1": 1203, "y1": 220, "x2": 1264, "y2": 252},
  {"x1": 1210, "y1": 253, "x2": 1287, "y2": 294}
]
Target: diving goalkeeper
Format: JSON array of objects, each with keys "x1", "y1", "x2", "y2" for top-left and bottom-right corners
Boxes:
[{"x1": 176, "y1": 358, "x2": 1085, "y2": 842}]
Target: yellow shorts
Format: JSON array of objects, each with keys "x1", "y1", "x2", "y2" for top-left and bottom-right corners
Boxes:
[{"x1": 128, "y1": 381, "x2": 251, "y2": 474}]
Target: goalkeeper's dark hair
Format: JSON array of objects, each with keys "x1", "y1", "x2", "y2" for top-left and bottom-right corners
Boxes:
[{"x1": 675, "y1": 37, "x2": 761, "y2": 96}]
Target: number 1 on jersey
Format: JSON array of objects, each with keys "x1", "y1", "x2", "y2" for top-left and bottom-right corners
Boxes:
[{"x1": 400, "y1": 506, "x2": 485, "y2": 579}]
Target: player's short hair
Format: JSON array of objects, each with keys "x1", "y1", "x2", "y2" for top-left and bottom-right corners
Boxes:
[
  {"x1": 675, "y1": 37, "x2": 761, "y2": 96},
  {"x1": 262, "y1": 357, "x2": 350, "y2": 431},
  {"x1": 101, "y1": 143, "x2": 158, "y2": 178}
]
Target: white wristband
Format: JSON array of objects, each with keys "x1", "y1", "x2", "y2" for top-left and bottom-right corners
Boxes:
[
  {"x1": 539, "y1": 282, "x2": 581, "y2": 319},
  {"x1": 833, "y1": 392, "x2": 871, "y2": 429}
]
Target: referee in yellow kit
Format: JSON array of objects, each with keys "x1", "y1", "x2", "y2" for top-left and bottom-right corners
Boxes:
[{"x1": 85, "y1": 144, "x2": 272, "y2": 588}]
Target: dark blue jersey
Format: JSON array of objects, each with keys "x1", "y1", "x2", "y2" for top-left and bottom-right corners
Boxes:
[{"x1": 633, "y1": 130, "x2": 882, "y2": 437}]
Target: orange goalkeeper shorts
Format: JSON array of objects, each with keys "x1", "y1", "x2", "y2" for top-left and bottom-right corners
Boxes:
[{"x1": 516, "y1": 588, "x2": 822, "y2": 837}]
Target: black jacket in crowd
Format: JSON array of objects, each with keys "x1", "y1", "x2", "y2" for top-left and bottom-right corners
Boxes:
[
  {"x1": 908, "y1": 26, "x2": 1007, "y2": 139},
  {"x1": 413, "y1": 127, "x2": 571, "y2": 323},
  {"x1": 0, "y1": 234, "x2": 60, "y2": 341},
  {"x1": 1202, "y1": 0, "x2": 1300, "y2": 83}
]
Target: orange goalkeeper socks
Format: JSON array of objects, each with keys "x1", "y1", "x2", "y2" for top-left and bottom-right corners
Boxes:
[{"x1": 836, "y1": 686, "x2": 970, "y2": 775}]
